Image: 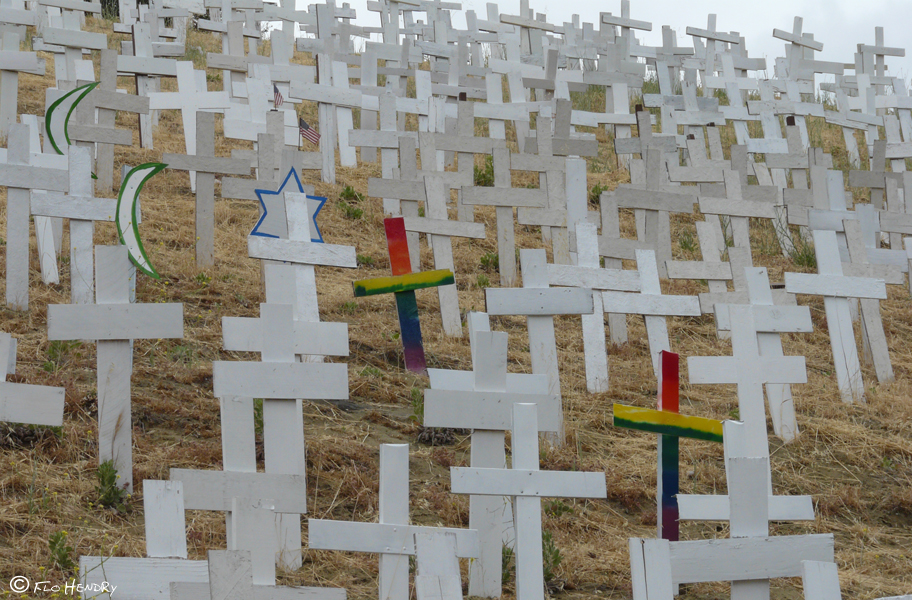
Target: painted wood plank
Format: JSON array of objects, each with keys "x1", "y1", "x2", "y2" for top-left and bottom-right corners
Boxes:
[
  {"x1": 699, "y1": 197, "x2": 779, "y2": 219},
  {"x1": 424, "y1": 389, "x2": 559, "y2": 431},
  {"x1": 78, "y1": 557, "x2": 208, "y2": 600},
  {"x1": 484, "y1": 288, "x2": 594, "y2": 316},
  {"x1": 547, "y1": 264, "x2": 641, "y2": 291},
  {"x1": 414, "y1": 532, "x2": 462, "y2": 600},
  {"x1": 667, "y1": 534, "x2": 834, "y2": 584},
  {"x1": 0, "y1": 382, "x2": 65, "y2": 426},
  {"x1": 353, "y1": 270, "x2": 455, "y2": 297},
  {"x1": 307, "y1": 520, "x2": 479, "y2": 558},
  {"x1": 784, "y1": 273, "x2": 887, "y2": 299},
  {"x1": 212, "y1": 362, "x2": 348, "y2": 399},
  {"x1": 368, "y1": 178, "x2": 426, "y2": 201},
  {"x1": 676, "y1": 494, "x2": 815, "y2": 521},
  {"x1": 601, "y1": 291, "x2": 702, "y2": 316},
  {"x1": 222, "y1": 318, "x2": 349, "y2": 357},
  {"x1": 248, "y1": 237, "x2": 357, "y2": 268},
  {"x1": 511, "y1": 403, "x2": 545, "y2": 600},
  {"x1": 450, "y1": 468, "x2": 606, "y2": 497},
  {"x1": 461, "y1": 187, "x2": 549, "y2": 208},
  {"x1": 666, "y1": 261, "x2": 733, "y2": 281},
  {"x1": 169, "y1": 469, "x2": 308, "y2": 513},
  {"x1": 402, "y1": 217, "x2": 486, "y2": 239},
  {"x1": 614, "y1": 188, "x2": 697, "y2": 212},
  {"x1": 230, "y1": 498, "x2": 276, "y2": 584},
  {"x1": 689, "y1": 356, "x2": 807, "y2": 385},
  {"x1": 172, "y1": 580, "x2": 346, "y2": 600},
  {"x1": 161, "y1": 153, "x2": 250, "y2": 175},
  {"x1": 143, "y1": 480, "x2": 187, "y2": 559},
  {"x1": 801, "y1": 560, "x2": 842, "y2": 600},
  {"x1": 30, "y1": 191, "x2": 117, "y2": 221},
  {"x1": 47, "y1": 304, "x2": 184, "y2": 340},
  {"x1": 714, "y1": 304, "x2": 812, "y2": 333}
]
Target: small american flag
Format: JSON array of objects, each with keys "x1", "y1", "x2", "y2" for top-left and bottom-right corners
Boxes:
[
  {"x1": 299, "y1": 118, "x2": 321, "y2": 145},
  {"x1": 273, "y1": 84, "x2": 284, "y2": 109}
]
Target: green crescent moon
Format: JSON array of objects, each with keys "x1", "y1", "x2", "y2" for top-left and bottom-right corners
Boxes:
[
  {"x1": 116, "y1": 163, "x2": 166, "y2": 280},
  {"x1": 45, "y1": 81, "x2": 99, "y2": 156}
]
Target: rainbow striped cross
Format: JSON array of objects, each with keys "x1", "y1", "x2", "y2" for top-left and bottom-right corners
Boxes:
[
  {"x1": 613, "y1": 351, "x2": 723, "y2": 541},
  {"x1": 353, "y1": 217, "x2": 455, "y2": 374}
]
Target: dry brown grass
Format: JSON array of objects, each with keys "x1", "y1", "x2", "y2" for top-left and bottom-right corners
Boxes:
[{"x1": 0, "y1": 17, "x2": 910, "y2": 600}]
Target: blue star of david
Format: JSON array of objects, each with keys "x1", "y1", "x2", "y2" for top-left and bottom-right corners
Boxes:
[{"x1": 251, "y1": 167, "x2": 326, "y2": 243}]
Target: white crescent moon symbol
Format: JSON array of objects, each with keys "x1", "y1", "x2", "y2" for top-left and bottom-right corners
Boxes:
[
  {"x1": 45, "y1": 82, "x2": 98, "y2": 156},
  {"x1": 116, "y1": 163, "x2": 166, "y2": 279}
]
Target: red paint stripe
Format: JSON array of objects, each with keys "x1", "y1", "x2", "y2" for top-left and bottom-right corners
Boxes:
[
  {"x1": 384, "y1": 217, "x2": 412, "y2": 276},
  {"x1": 658, "y1": 350, "x2": 679, "y2": 414}
]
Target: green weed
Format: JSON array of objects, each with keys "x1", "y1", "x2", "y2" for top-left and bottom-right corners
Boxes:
[
  {"x1": 480, "y1": 252, "x2": 499, "y2": 272},
  {"x1": 48, "y1": 531, "x2": 75, "y2": 571},
  {"x1": 337, "y1": 200, "x2": 363, "y2": 220},
  {"x1": 502, "y1": 544, "x2": 515, "y2": 583},
  {"x1": 95, "y1": 460, "x2": 129, "y2": 513},
  {"x1": 474, "y1": 155, "x2": 494, "y2": 186},
  {"x1": 589, "y1": 183, "x2": 610, "y2": 206},
  {"x1": 678, "y1": 229, "x2": 697, "y2": 254},
  {"x1": 542, "y1": 530, "x2": 563, "y2": 584},
  {"x1": 408, "y1": 387, "x2": 424, "y2": 423}
]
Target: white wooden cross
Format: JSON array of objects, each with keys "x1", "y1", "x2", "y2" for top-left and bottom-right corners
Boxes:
[
  {"x1": 30, "y1": 145, "x2": 118, "y2": 305},
  {"x1": 614, "y1": 109, "x2": 677, "y2": 163},
  {"x1": 47, "y1": 246, "x2": 184, "y2": 491},
  {"x1": 550, "y1": 222, "x2": 641, "y2": 392},
  {"x1": 514, "y1": 115, "x2": 572, "y2": 263},
  {"x1": 422, "y1": 101, "x2": 504, "y2": 222},
  {"x1": 247, "y1": 190, "x2": 358, "y2": 332},
  {"x1": 0, "y1": 30, "x2": 45, "y2": 138},
  {"x1": 40, "y1": 12, "x2": 107, "y2": 85},
  {"x1": 116, "y1": 21, "x2": 179, "y2": 149},
  {"x1": 169, "y1": 465, "x2": 310, "y2": 585},
  {"x1": 214, "y1": 301, "x2": 349, "y2": 570},
  {"x1": 713, "y1": 267, "x2": 814, "y2": 442},
  {"x1": 162, "y1": 111, "x2": 251, "y2": 266},
  {"x1": 88, "y1": 49, "x2": 151, "y2": 192},
  {"x1": 683, "y1": 306, "x2": 814, "y2": 527},
  {"x1": 426, "y1": 312, "x2": 555, "y2": 597},
  {"x1": 698, "y1": 170, "x2": 781, "y2": 263},
  {"x1": 608, "y1": 149, "x2": 699, "y2": 277},
  {"x1": 0, "y1": 123, "x2": 68, "y2": 309},
  {"x1": 8, "y1": 115, "x2": 65, "y2": 288},
  {"x1": 450, "y1": 402, "x2": 606, "y2": 600},
  {"x1": 462, "y1": 148, "x2": 549, "y2": 286},
  {"x1": 629, "y1": 421, "x2": 835, "y2": 600},
  {"x1": 149, "y1": 61, "x2": 232, "y2": 190},
  {"x1": 841, "y1": 218, "x2": 896, "y2": 384},
  {"x1": 485, "y1": 248, "x2": 595, "y2": 442},
  {"x1": 668, "y1": 222, "x2": 796, "y2": 320},
  {"x1": 78, "y1": 481, "x2": 208, "y2": 600},
  {"x1": 414, "y1": 533, "x2": 462, "y2": 600},
  {"x1": 170, "y1": 550, "x2": 347, "y2": 600},
  {"x1": 398, "y1": 175, "x2": 486, "y2": 336},
  {"x1": 601, "y1": 249, "x2": 701, "y2": 379},
  {"x1": 224, "y1": 65, "x2": 300, "y2": 148},
  {"x1": 308, "y1": 444, "x2": 480, "y2": 600},
  {"x1": 0, "y1": 332, "x2": 65, "y2": 427},
  {"x1": 785, "y1": 229, "x2": 887, "y2": 403}
]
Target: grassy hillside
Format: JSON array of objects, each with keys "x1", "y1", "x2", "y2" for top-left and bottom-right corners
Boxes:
[{"x1": 0, "y1": 17, "x2": 910, "y2": 599}]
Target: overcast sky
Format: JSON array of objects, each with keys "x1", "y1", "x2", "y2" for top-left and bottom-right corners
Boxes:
[{"x1": 325, "y1": 0, "x2": 912, "y2": 87}]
